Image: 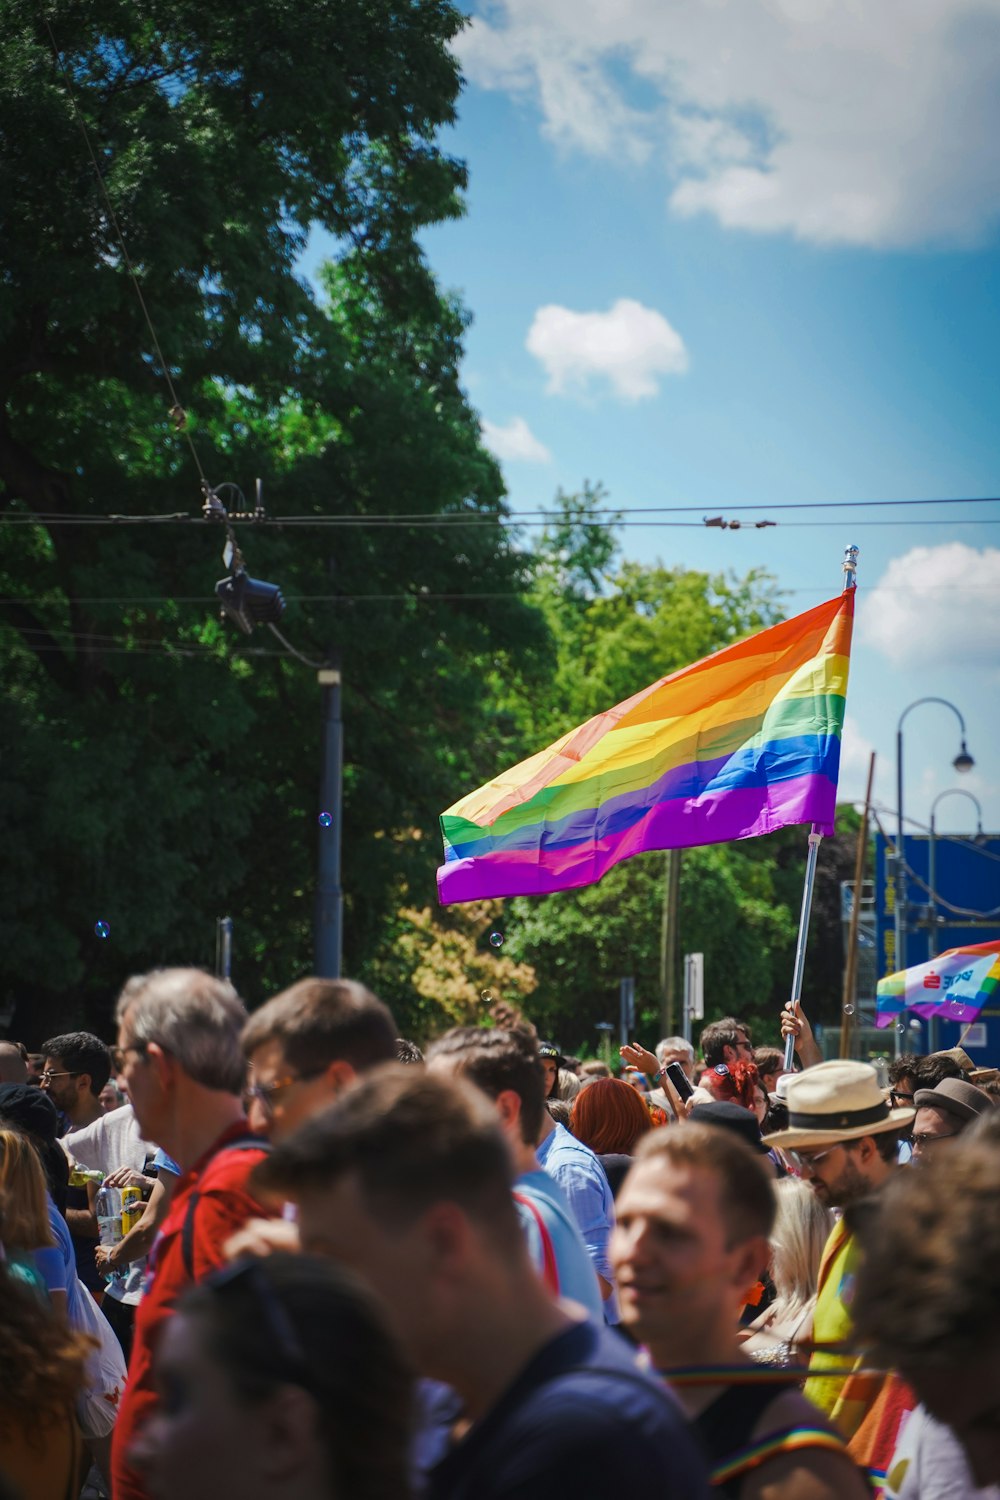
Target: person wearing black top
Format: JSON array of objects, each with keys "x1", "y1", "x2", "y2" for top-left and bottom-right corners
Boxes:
[
  {"x1": 611, "y1": 1124, "x2": 869, "y2": 1500},
  {"x1": 258, "y1": 1065, "x2": 711, "y2": 1500}
]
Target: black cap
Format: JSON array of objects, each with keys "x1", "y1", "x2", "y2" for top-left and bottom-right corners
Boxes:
[
  {"x1": 0, "y1": 1082, "x2": 60, "y2": 1142},
  {"x1": 538, "y1": 1041, "x2": 562, "y2": 1064},
  {"x1": 690, "y1": 1100, "x2": 770, "y2": 1155}
]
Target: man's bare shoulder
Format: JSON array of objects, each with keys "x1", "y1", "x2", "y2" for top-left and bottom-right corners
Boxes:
[{"x1": 739, "y1": 1387, "x2": 869, "y2": 1500}]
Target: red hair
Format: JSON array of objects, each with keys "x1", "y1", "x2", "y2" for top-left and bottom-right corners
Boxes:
[
  {"x1": 571, "y1": 1078, "x2": 654, "y2": 1155},
  {"x1": 711, "y1": 1059, "x2": 760, "y2": 1112}
]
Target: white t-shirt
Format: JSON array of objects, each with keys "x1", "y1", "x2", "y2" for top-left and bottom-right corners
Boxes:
[
  {"x1": 886, "y1": 1404, "x2": 1000, "y2": 1500},
  {"x1": 62, "y1": 1103, "x2": 148, "y2": 1173},
  {"x1": 62, "y1": 1104, "x2": 152, "y2": 1307}
]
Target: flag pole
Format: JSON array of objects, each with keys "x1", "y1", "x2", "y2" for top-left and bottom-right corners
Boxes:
[{"x1": 782, "y1": 546, "x2": 859, "y2": 1073}]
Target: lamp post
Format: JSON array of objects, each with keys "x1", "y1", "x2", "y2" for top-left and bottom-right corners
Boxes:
[
  {"x1": 895, "y1": 701, "x2": 974, "y2": 1048},
  {"x1": 927, "y1": 788, "x2": 984, "y2": 960}
]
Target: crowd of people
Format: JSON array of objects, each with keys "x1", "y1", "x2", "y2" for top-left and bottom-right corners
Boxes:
[{"x1": 1, "y1": 973, "x2": 999, "y2": 1500}]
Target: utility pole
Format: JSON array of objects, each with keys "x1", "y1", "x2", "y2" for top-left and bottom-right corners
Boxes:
[
  {"x1": 315, "y1": 650, "x2": 343, "y2": 977},
  {"x1": 660, "y1": 849, "x2": 681, "y2": 1035}
]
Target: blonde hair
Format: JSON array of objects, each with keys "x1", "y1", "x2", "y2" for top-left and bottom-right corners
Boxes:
[
  {"x1": 556, "y1": 1068, "x2": 581, "y2": 1102},
  {"x1": 769, "y1": 1176, "x2": 831, "y2": 1322},
  {"x1": 0, "y1": 1130, "x2": 54, "y2": 1251}
]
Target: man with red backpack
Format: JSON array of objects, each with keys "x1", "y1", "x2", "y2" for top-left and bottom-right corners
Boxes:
[{"x1": 110, "y1": 968, "x2": 276, "y2": 1500}]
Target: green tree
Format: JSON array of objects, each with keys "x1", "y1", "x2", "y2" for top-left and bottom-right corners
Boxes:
[{"x1": 0, "y1": 0, "x2": 547, "y2": 1037}]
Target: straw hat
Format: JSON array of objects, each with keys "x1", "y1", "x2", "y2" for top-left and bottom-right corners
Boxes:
[
  {"x1": 761, "y1": 1060, "x2": 915, "y2": 1151},
  {"x1": 931, "y1": 1046, "x2": 975, "y2": 1076}
]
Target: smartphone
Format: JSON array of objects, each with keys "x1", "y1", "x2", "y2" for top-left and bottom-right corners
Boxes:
[{"x1": 663, "y1": 1060, "x2": 694, "y2": 1101}]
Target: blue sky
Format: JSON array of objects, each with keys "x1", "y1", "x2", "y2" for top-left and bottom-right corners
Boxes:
[{"x1": 309, "y1": 0, "x2": 1000, "y2": 844}]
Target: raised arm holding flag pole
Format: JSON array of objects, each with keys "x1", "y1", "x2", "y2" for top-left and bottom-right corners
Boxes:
[{"x1": 438, "y1": 547, "x2": 858, "y2": 1069}]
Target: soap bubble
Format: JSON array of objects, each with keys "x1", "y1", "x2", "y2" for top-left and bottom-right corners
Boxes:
[
  {"x1": 488, "y1": 930, "x2": 504, "y2": 949},
  {"x1": 318, "y1": 811, "x2": 333, "y2": 828},
  {"x1": 94, "y1": 920, "x2": 110, "y2": 940},
  {"x1": 909, "y1": 1017, "x2": 922, "y2": 1031},
  {"x1": 896, "y1": 1022, "x2": 906, "y2": 1034},
  {"x1": 481, "y1": 990, "x2": 493, "y2": 1004},
  {"x1": 843, "y1": 1003, "x2": 855, "y2": 1016}
]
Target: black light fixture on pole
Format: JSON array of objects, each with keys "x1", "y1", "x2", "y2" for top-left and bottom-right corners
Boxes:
[
  {"x1": 203, "y1": 480, "x2": 341, "y2": 978},
  {"x1": 205, "y1": 480, "x2": 286, "y2": 632}
]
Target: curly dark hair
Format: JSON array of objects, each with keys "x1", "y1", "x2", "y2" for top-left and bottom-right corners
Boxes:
[
  {"x1": 0, "y1": 1260, "x2": 93, "y2": 1421},
  {"x1": 852, "y1": 1136, "x2": 1000, "y2": 1366},
  {"x1": 40, "y1": 1031, "x2": 111, "y2": 1097}
]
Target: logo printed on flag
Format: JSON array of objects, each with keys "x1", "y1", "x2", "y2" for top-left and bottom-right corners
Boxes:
[{"x1": 877, "y1": 942, "x2": 1000, "y2": 1029}]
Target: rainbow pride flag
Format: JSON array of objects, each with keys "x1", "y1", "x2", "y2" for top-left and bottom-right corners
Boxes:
[
  {"x1": 875, "y1": 940, "x2": 1000, "y2": 1029},
  {"x1": 437, "y1": 589, "x2": 854, "y2": 904}
]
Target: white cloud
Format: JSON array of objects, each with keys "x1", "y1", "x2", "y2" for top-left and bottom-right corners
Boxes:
[
  {"x1": 859, "y1": 543, "x2": 1000, "y2": 672},
  {"x1": 460, "y1": 0, "x2": 1000, "y2": 248},
  {"x1": 480, "y1": 415, "x2": 553, "y2": 463},
  {"x1": 839, "y1": 713, "x2": 877, "y2": 797},
  {"x1": 526, "y1": 298, "x2": 689, "y2": 401}
]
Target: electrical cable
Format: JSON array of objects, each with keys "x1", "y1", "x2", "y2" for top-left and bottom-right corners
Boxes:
[
  {"x1": 266, "y1": 622, "x2": 328, "y2": 669},
  {"x1": 1, "y1": 511, "x2": 997, "y2": 530},
  {"x1": 869, "y1": 809, "x2": 1000, "y2": 918}
]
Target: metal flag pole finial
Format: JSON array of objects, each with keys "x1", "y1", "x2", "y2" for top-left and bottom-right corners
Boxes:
[
  {"x1": 843, "y1": 544, "x2": 860, "y2": 590},
  {"x1": 782, "y1": 547, "x2": 860, "y2": 1073}
]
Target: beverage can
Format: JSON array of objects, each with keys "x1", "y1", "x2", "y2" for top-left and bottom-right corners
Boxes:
[{"x1": 121, "y1": 1187, "x2": 144, "y2": 1235}]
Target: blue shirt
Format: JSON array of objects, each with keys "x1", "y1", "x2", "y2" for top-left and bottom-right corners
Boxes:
[
  {"x1": 426, "y1": 1318, "x2": 710, "y2": 1500},
  {"x1": 515, "y1": 1169, "x2": 604, "y2": 1321},
  {"x1": 537, "y1": 1122, "x2": 617, "y2": 1320}
]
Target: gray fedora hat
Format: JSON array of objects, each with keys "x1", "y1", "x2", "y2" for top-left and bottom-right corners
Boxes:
[{"x1": 912, "y1": 1076, "x2": 994, "y2": 1124}]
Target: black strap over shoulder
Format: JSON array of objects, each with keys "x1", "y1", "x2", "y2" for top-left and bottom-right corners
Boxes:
[
  {"x1": 694, "y1": 1380, "x2": 778, "y2": 1454},
  {"x1": 180, "y1": 1132, "x2": 270, "y2": 1280}
]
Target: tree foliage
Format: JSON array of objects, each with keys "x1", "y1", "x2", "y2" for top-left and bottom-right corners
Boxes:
[
  {"x1": 0, "y1": 9, "x2": 859, "y2": 1052},
  {"x1": 0, "y1": 0, "x2": 546, "y2": 1038}
]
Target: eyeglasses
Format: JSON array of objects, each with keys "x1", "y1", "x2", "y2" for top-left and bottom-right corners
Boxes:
[
  {"x1": 39, "y1": 1070, "x2": 82, "y2": 1085},
  {"x1": 787, "y1": 1144, "x2": 842, "y2": 1175},
  {"x1": 890, "y1": 1090, "x2": 915, "y2": 1106},
  {"x1": 244, "y1": 1067, "x2": 325, "y2": 1114},
  {"x1": 910, "y1": 1131, "x2": 960, "y2": 1152}
]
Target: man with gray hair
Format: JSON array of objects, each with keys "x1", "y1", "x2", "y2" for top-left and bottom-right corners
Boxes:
[
  {"x1": 110, "y1": 968, "x2": 275, "y2": 1500},
  {"x1": 655, "y1": 1036, "x2": 696, "y2": 1080}
]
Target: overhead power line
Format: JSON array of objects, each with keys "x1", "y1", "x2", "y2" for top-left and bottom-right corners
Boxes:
[{"x1": 0, "y1": 512, "x2": 997, "y2": 531}]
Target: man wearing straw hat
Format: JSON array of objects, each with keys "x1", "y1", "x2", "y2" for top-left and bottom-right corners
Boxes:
[{"x1": 762, "y1": 1061, "x2": 915, "y2": 1447}]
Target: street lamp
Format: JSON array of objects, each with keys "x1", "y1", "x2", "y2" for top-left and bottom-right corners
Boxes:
[
  {"x1": 895, "y1": 699, "x2": 975, "y2": 1009},
  {"x1": 928, "y1": 788, "x2": 985, "y2": 957},
  {"x1": 925, "y1": 787, "x2": 983, "y2": 1051}
]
